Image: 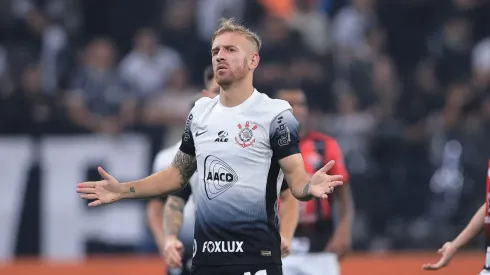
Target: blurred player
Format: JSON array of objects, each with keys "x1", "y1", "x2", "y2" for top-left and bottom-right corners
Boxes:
[
  {"x1": 423, "y1": 159, "x2": 490, "y2": 274},
  {"x1": 77, "y1": 18, "x2": 344, "y2": 275},
  {"x1": 276, "y1": 88, "x2": 354, "y2": 275},
  {"x1": 146, "y1": 66, "x2": 219, "y2": 275}
]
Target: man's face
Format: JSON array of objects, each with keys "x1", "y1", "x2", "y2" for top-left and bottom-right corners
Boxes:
[
  {"x1": 211, "y1": 32, "x2": 258, "y2": 87},
  {"x1": 277, "y1": 90, "x2": 308, "y2": 125},
  {"x1": 137, "y1": 32, "x2": 156, "y2": 53},
  {"x1": 202, "y1": 78, "x2": 220, "y2": 98}
]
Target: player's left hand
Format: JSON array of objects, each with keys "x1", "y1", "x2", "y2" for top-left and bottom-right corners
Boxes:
[
  {"x1": 310, "y1": 160, "x2": 344, "y2": 199},
  {"x1": 280, "y1": 235, "x2": 291, "y2": 258}
]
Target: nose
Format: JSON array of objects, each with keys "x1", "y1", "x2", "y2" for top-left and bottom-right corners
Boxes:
[
  {"x1": 216, "y1": 56, "x2": 225, "y2": 63},
  {"x1": 215, "y1": 54, "x2": 225, "y2": 63},
  {"x1": 215, "y1": 49, "x2": 226, "y2": 62}
]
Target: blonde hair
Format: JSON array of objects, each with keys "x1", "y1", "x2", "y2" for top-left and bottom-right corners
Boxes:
[{"x1": 211, "y1": 18, "x2": 262, "y2": 51}]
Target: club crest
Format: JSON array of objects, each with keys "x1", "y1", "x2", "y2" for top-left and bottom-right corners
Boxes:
[{"x1": 235, "y1": 121, "x2": 257, "y2": 148}]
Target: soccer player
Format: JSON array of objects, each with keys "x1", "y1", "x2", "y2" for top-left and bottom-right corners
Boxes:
[
  {"x1": 76, "y1": 18, "x2": 344, "y2": 275},
  {"x1": 423, "y1": 159, "x2": 490, "y2": 274},
  {"x1": 276, "y1": 88, "x2": 354, "y2": 275},
  {"x1": 146, "y1": 66, "x2": 219, "y2": 275}
]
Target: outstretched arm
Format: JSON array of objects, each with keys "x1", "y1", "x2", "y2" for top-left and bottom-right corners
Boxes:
[
  {"x1": 268, "y1": 111, "x2": 309, "y2": 201},
  {"x1": 77, "y1": 112, "x2": 198, "y2": 205},
  {"x1": 119, "y1": 111, "x2": 197, "y2": 199},
  {"x1": 451, "y1": 203, "x2": 485, "y2": 248},
  {"x1": 120, "y1": 150, "x2": 196, "y2": 199},
  {"x1": 423, "y1": 203, "x2": 485, "y2": 270},
  {"x1": 279, "y1": 154, "x2": 312, "y2": 201},
  {"x1": 270, "y1": 111, "x2": 342, "y2": 201}
]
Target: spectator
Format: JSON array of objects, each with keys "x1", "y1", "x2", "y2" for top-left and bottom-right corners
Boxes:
[
  {"x1": 289, "y1": 0, "x2": 331, "y2": 56},
  {"x1": 0, "y1": 63, "x2": 57, "y2": 134},
  {"x1": 119, "y1": 28, "x2": 183, "y2": 99},
  {"x1": 331, "y1": 0, "x2": 377, "y2": 51},
  {"x1": 434, "y1": 17, "x2": 473, "y2": 87},
  {"x1": 471, "y1": 37, "x2": 490, "y2": 91},
  {"x1": 65, "y1": 38, "x2": 136, "y2": 135},
  {"x1": 141, "y1": 67, "x2": 199, "y2": 144}
]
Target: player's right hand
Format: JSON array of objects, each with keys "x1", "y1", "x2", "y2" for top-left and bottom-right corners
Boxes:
[
  {"x1": 310, "y1": 160, "x2": 344, "y2": 199},
  {"x1": 76, "y1": 166, "x2": 123, "y2": 207},
  {"x1": 422, "y1": 241, "x2": 457, "y2": 271},
  {"x1": 163, "y1": 235, "x2": 184, "y2": 268}
]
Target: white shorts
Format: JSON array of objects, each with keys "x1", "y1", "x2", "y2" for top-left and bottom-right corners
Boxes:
[{"x1": 282, "y1": 252, "x2": 339, "y2": 275}]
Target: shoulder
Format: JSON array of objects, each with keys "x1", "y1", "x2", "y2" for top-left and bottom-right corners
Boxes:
[
  {"x1": 253, "y1": 92, "x2": 293, "y2": 128},
  {"x1": 193, "y1": 96, "x2": 215, "y2": 108},
  {"x1": 153, "y1": 142, "x2": 181, "y2": 172},
  {"x1": 187, "y1": 96, "x2": 215, "y2": 118},
  {"x1": 256, "y1": 92, "x2": 292, "y2": 115},
  {"x1": 186, "y1": 96, "x2": 218, "y2": 128}
]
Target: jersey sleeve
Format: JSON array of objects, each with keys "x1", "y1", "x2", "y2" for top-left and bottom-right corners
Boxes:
[
  {"x1": 171, "y1": 183, "x2": 192, "y2": 203},
  {"x1": 179, "y1": 112, "x2": 196, "y2": 156},
  {"x1": 326, "y1": 139, "x2": 350, "y2": 183},
  {"x1": 269, "y1": 110, "x2": 301, "y2": 160}
]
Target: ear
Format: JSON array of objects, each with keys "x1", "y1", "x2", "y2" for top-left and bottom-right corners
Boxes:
[
  {"x1": 201, "y1": 89, "x2": 209, "y2": 97},
  {"x1": 249, "y1": 53, "x2": 260, "y2": 70}
]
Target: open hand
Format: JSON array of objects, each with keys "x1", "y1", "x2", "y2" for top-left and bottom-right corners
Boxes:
[
  {"x1": 309, "y1": 160, "x2": 344, "y2": 199},
  {"x1": 422, "y1": 241, "x2": 458, "y2": 271},
  {"x1": 76, "y1": 166, "x2": 124, "y2": 207},
  {"x1": 163, "y1": 235, "x2": 184, "y2": 268}
]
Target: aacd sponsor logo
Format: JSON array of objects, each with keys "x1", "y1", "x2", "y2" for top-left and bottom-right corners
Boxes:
[{"x1": 203, "y1": 155, "x2": 238, "y2": 199}]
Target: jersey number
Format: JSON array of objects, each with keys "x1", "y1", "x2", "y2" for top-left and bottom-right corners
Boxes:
[{"x1": 244, "y1": 270, "x2": 267, "y2": 275}]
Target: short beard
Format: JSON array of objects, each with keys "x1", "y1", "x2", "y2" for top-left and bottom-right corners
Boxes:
[{"x1": 217, "y1": 60, "x2": 248, "y2": 89}]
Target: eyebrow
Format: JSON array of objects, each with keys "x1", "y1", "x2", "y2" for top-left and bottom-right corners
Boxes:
[{"x1": 211, "y1": 45, "x2": 235, "y2": 52}]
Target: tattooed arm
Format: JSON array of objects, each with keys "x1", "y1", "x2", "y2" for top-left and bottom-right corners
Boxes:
[
  {"x1": 119, "y1": 109, "x2": 197, "y2": 199},
  {"x1": 120, "y1": 150, "x2": 197, "y2": 199},
  {"x1": 163, "y1": 196, "x2": 186, "y2": 237}
]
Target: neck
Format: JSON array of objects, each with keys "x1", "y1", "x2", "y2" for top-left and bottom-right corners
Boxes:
[{"x1": 219, "y1": 77, "x2": 254, "y2": 107}]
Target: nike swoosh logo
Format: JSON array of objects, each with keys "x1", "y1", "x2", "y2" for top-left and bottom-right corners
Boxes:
[{"x1": 195, "y1": 130, "x2": 208, "y2": 137}]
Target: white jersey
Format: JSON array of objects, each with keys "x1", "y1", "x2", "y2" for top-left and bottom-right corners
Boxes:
[
  {"x1": 178, "y1": 90, "x2": 300, "y2": 266},
  {"x1": 153, "y1": 141, "x2": 196, "y2": 248}
]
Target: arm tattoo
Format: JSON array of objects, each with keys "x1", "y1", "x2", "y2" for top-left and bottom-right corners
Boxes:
[
  {"x1": 163, "y1": 196, "x2": 185, "y2": 237},
  {"x1": 300, "y1": 181, "x2": 313, "y2": 201},
  {"x1": 129, "y1": 187, "x2": 135, "y2": 193},
  {"x1": 171, "y1": 150, "x2": 197, "y2": 188}
]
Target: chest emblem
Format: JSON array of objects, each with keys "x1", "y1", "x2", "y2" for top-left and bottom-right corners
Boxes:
[{"x1": 235, "y1": 121, "x2": 258, "y2": 148}]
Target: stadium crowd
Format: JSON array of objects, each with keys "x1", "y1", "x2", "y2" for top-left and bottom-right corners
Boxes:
[{"x1": 0, "y1": 0, "x2": 489, "y2": 252}]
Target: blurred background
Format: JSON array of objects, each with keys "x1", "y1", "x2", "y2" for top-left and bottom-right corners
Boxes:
[{"x1": 0, "y1": 0, "x2": 490, "y2": 273}]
